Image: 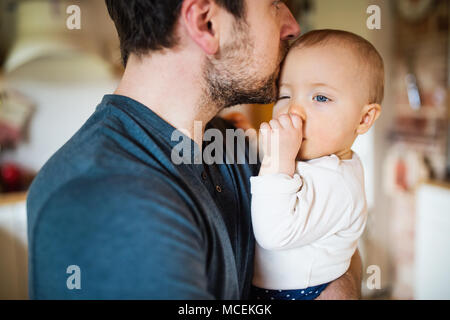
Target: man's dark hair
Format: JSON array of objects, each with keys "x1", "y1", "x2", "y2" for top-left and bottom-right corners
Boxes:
[{"x1": 105, "y1": 0, "x2": 245, "y2": 66}]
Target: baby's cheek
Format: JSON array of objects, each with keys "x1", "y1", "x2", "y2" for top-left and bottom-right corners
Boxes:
[
  {"x1": 327, "y1": 127, "x2": 346, "y2": 145},
  {"x1": 312, "y1": 127, "x2": 343, "y2": 154}
]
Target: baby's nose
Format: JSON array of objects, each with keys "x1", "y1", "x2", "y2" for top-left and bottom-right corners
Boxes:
[{"x1": 288, "y1": 106, "x2": 306, "y2": 122}]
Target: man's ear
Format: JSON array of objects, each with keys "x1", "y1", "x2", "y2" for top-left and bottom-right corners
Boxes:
[
  {"x1": 356, "y1": 103, "x2": 381, "y2": 135},
  {"x1": 180, "y1": 0, "x2": 220, "y2": 55}
]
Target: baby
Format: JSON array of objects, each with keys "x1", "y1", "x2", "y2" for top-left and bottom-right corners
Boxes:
[{"x1": 250, "y1": 29, "x2": 384, "y2": 300}]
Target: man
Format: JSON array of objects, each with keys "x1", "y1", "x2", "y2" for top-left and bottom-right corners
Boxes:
[{"x1": 27, "y1": 0, "x2": 361, "y2": 299}]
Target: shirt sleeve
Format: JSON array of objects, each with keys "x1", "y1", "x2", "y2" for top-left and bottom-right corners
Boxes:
[
  {"x1": 250, "y1": 171, "x2": 355, "y2": 251},
  {"x1": 29, "y1": 174, "x2": 213, "y2": 299}
]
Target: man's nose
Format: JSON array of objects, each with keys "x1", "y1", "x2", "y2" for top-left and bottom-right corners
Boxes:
[{"x1": 280, "y1": 5, "x2": 301, "y2": 41}]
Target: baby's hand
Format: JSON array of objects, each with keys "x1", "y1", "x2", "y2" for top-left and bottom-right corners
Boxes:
[{"x1": 259, "y1": 113, "x2": 303, "y2": 177}]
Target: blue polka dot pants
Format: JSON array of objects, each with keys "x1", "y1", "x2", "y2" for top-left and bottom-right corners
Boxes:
[{"x1": 250, "y1": 282, "x2": 330, "y2": 300}]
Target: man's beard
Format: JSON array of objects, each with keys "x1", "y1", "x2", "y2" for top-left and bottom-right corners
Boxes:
[{"x1": 202, "y1": 20, "x2": 288, "y2": 110}]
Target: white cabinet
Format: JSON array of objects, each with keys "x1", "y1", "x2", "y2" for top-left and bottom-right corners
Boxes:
[{"x1": 415, "y1": 183, "x2": 450, "y2": 299}]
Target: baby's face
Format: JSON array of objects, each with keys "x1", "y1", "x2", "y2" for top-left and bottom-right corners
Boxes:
[{"x1": 273, "y1": 43, "x2": 369, "y2": 161}]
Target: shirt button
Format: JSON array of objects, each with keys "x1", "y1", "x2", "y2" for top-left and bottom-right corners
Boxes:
[
  {"x1": 215, "y1": 185, "x2": 222, "y2": 193},
  {"x1": 201, "y1": 171, "x2": 207, "y2": 180}
]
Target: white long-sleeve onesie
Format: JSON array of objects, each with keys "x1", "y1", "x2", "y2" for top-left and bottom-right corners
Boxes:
[{"x1": 251, "y1": 153, "x2": 368, "y2": 290}]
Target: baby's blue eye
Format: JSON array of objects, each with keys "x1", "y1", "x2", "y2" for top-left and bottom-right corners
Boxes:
[{"x1": 313, "y1": 95, "x2": 330, "y2": 103}]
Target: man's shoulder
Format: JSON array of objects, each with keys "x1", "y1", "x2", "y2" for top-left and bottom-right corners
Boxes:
[
  {"x1": 28, "y1": 95, "x2": 178, "y2": 206},
  {"x1": 28, "y1": 169, "x2": 192, "y2": 222},
  {"x1": 27, "y1": 115, "x2": 192, "y2": 232}
]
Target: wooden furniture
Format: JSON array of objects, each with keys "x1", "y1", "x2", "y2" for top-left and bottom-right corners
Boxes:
[{"x1": 0, "y1": 192, "x2": 28, "y2": 300}]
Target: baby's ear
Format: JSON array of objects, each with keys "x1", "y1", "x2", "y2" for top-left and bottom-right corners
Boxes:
[{"x1": 356, "y1": 103, "x2": 381, "y2": 135}]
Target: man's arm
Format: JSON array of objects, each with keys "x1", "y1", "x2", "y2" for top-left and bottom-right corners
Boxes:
[{"x1": 316, "y1": 249, "x2": 362, "y2": 300}]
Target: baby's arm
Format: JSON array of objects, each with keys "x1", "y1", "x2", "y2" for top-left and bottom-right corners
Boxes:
[
  {"x1": 252, "y1": 114, "x2": 308, "y2": 250},
  {"x1": 252, "y1": 114, "x2": 357, "y2": 250},
  {"x1": 251, "y1": 172, "x2": 357, "y2": 250},
  {"x1": 258, "y1": 113, "x2": 303, "y2": 177}
]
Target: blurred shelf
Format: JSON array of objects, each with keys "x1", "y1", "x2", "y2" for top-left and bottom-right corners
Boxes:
[
  {"x1": 394, "y1": 104, "x2": 448, "y2": 118},
  {"x1": 424, "y1": 180, "x2": 450, "y2": 190},
  {"x1": 0, "y1": 191, "x2": 27, "y2": 206}
]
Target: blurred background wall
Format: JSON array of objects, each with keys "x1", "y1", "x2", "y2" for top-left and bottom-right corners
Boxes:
[{"x1": 0, "y1": 0, "x2": 448, "y2": 300}]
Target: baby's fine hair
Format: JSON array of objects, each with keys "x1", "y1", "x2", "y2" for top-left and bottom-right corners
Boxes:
[{"x1": 290, "y1": 29, "x2": 385, "y2": 105}]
